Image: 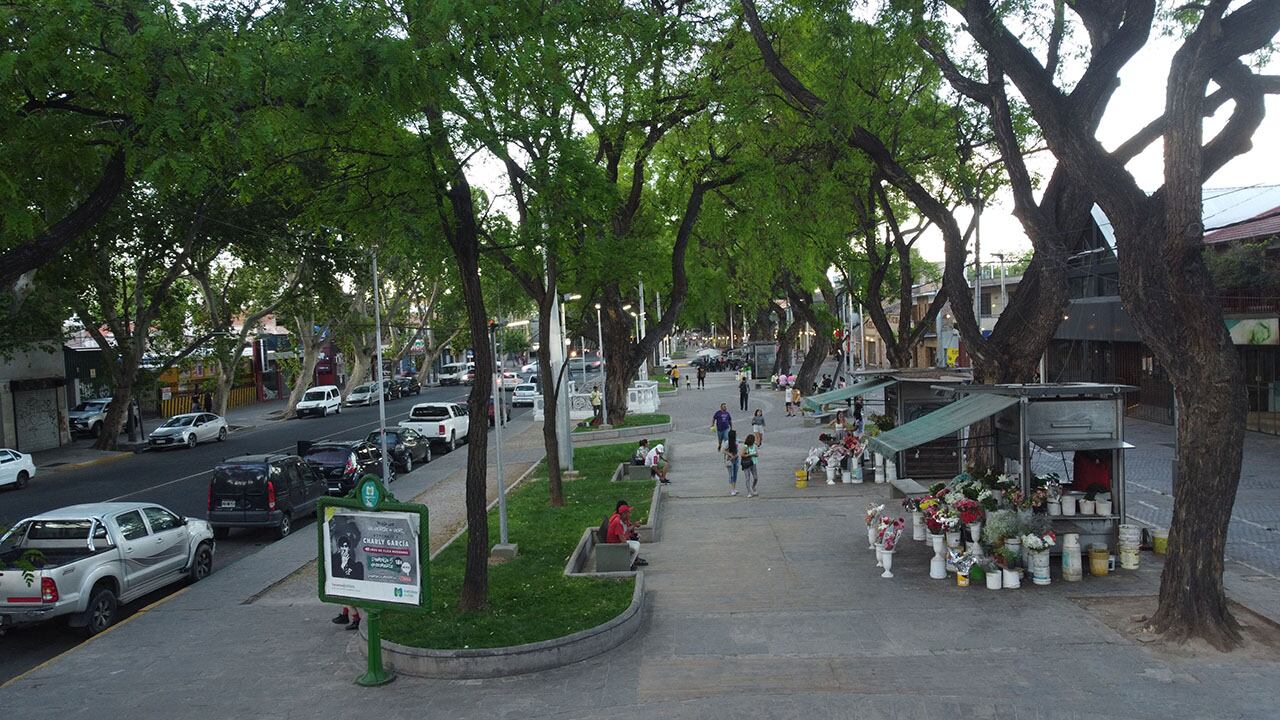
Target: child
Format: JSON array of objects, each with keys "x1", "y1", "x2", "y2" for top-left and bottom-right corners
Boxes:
[
  {"x1": 751, "y1": 408, "x2": 765, "y2": 447},
  {"x1": 740, "y1": 434, "x2": 760, "y2": 497}
]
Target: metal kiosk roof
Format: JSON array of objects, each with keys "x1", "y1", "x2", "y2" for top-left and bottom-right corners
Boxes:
[
  {"x1": 801, "y1": 378, "x2": 893, "y2": 412},
  {"x1": 867, "y1": 394, "x2": 1020, "y2": 456}
]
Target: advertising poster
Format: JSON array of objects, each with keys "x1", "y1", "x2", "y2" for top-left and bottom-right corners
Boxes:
[
  {"x1": 1226, "y1": 318, "x2": 1279, "y2": 346},
  {"x1": 322, "y1": 508, "x2": 422, "y2": 606}
]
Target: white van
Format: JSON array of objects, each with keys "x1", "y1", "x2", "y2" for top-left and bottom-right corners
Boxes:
[
  {"x1": 295, "y1": 385, "x2": 341, "y2": 418},
  {"x1": 439, "y1": 362, "x2": 475, "y2": 386}
]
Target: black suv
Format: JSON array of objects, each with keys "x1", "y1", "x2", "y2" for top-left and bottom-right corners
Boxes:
[
  {"x1": 395, "y1": 377, "x2": 421, "y2": 396},
  {"x1": 300, "y1": 440, "x2": 394, "y2": 496},
  {"x1": 207, "y1": 454, "x2": 325, "y2": 540}
]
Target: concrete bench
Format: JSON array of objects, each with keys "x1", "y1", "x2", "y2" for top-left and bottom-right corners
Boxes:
[
  {"x1": 803, "y1": 412, "x2": 835, "y2": 428},
  {"x1": 590, "y1": 529, "x2": 635, "y2": 573},
  {"x1": 889, "y1": 477, "x2": 928, "y2": 499},
  {"x1": 616, "y1": 463, "x2": 654, "y2": 481}
]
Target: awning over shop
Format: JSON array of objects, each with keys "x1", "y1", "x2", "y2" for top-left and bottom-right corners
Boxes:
[
  {"x1": 868, "y1": 393, "x2": 1020, "y2": 456},
  {"x1": 1031, "y1": 438, "x2": 1135, "y2": 453},
  {"x1": 802, "y1": 378, "x2": 893, "y2": 412}
]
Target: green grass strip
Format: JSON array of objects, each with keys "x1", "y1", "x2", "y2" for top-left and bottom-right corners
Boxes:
[
  {"x1": 573, "y1": 413, "x2": 670, "y2": 432},
  {"x1": 381, "y1": 440, "x2": 658, "y2": 649}
]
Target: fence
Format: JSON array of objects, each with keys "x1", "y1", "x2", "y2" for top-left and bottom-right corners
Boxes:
[{"x1": 157, "y1": 385, "x2": 258, "y2": 418}]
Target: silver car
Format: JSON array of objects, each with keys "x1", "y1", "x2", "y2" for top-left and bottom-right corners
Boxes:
[
  {"x1": 0, "y1": 502, "x2": 215, "y2": 635},
  {"x1": 147, "y1": 412, "x2": 228, "y2": 449}
]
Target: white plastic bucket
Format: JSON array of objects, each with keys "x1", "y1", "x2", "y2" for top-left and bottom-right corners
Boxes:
[
  {"x1": 1118, "y1": 525, "x2": 1142, "y2": 545},
  {"x1": 1118, "y1": 543, "x2": 1140, "y2": 570}
]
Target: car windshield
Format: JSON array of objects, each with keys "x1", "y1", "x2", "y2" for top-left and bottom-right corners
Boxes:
[
  {"x1": 73, "y1": 402, "x2": 106, "y2": 412},
  {"x1": 411, "y1": 406, "x2": 450, "y2": 419},
  {"x1": 369, "y1": 431, "x2": 400, "y2": 444},
  {"x1": 442, "y1": 364, "x2": 465, "y2": 373},
  {"x1": 304, "y1": 448, "x2": 351, "y2": 465},
  {"x1": 353, "y1": 384, "x2": 372, "y2": 393},
  {"x1": 516, "y1": 385, "x2": 536, "y2": 392},
  {"x1": 303, "y1": 390, "x2": 327, "y2": 401},
  {"x1": 161, "y1": 416, "x2": 195, "y2": 427}
]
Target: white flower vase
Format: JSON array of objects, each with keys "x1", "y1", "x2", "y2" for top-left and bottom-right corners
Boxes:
[
  {"x1": 1096, "y1": 499, "x2": 1112, "y2": 516},
  {"x1": 929, "y1": 535, "x2": 946, "y2": 580},
  {"x1": 911, "y1": 511, "x2": 926, "y2": 541},
  {"x1": 1079, "y1": 499, "x2": 1096, "y2": 515},
  {"x1": 985, "y1": 569, "x2": 1003, "y2": 590},
  {"x1": 1029, "y1": 549, "x2": 1051, "y2": 585},
  {"x1": 882, "y1": 459, "x2": 896, "y2": 484},
  {"x1": 1061, "y1": 495, "x2": 1078, "y2": 516},
  {"x1": 875, "y1": 543, "x2": 884, "y2": 568},
  {"x1": 945, "y1": 530, "x2": 961, "y2": 548},
  {"x1": 880, "y1": 550, "x2": 895, "y2": 578},
  {"x1": 1002, "y1": 568, "x2": 1022, "y2": 589},
  {"x1": 867, "y1": 525, "x2": 878, "y2": 551},
  {"x1": 852, "y1": 465, "x2": 864, "y2": 484},
  {"x1": 826, "y1": 465, "x2": 837, "y2": 485},
  {"x1": 842, "y1": 469, "x2": 853, "y2": 483},
  {"x1": 1048, "y1": 500, "x2": 1062, "y2": 516},
  {"x1": 967, "y1": 522, "x2": 983, "y2": 548}
]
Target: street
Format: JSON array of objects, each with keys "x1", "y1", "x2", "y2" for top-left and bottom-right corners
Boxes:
[{"x1": 0, "y1": 384, "x2": 533, "y2": 684}]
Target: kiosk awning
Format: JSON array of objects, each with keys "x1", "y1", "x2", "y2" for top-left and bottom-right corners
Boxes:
[
  {"x1": 1031, "y1": 438, "x2": 1135, "y2": 453},
  {"x1": 802, "y1": 378, "x2": 893, "y2": 411},
  {"x1": 868, "y1": 394, "x2": 1020, "y2": 456}
]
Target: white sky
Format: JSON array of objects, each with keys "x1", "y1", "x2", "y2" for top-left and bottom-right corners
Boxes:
[{"x1": 916, "y1": 36, "x2": 1280, "y2": 262}]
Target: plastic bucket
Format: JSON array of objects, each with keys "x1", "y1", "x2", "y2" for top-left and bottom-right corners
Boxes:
[
  {"x1": 1118, "y1": 524, "x2": 1142, "y2": 545},
  {"x1": 1152, "y1": 528, "x2": 1169, "y2": 554},
  {"x1": 1088, "y1": 546, "x2": 1110, "y2": 576},
  {"x1": 1118, "y1": 543, "x2": 1140, "y2": 570}
]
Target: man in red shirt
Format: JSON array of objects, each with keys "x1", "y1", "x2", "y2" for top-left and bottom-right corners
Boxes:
[{"x1": 606, "y1": 504, "x2": 648, "y2": 567}]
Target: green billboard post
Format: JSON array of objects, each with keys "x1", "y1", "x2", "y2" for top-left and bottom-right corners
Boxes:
[{"x1": 317, "y1": 475, "x2": 430, "y2": 686}]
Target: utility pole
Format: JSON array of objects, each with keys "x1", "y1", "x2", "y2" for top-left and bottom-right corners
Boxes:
[
  {"x1": 728, "y1": 305, "x2": 734, "y2": 350},
  {"x1": 973, "y1": 197, "x2": 983, "y2": 331},
  {"x1": 595, "y1": 303, "x2": 609, "y2": 426},
  {"x1": 489, "y1": 322, "x2": 509, "y2": 545},
  {"x1": 637, "y1": 280, "x2": 648, "y2": 381},
  {"x1": 371, "y1": 253, "x2": 391, "y2": 484},
  {"x1": 993, "y1": 252, "x2": 1009, "y2": 315}
]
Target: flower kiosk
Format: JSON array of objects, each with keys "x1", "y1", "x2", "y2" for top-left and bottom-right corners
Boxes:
[{"x1": 865, "y1": 383, "x2": 1137, "y2": 588}]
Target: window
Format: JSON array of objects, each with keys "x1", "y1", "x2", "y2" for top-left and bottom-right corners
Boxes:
[
  {"x1": 410, "y1": 406, "x2": 450, "y2": 419},
  {"x1": 143, "y1": 507, "x2": 181, "y2": 533},
  {"x1": 981, "y1": 292, "x2": 993, "y2": 317},
  {"x1": 115, "y1": 511, "x2": 149, "y2": 541},
  {"x1": 455, "y1": 404, "x2": 468, "y2": 416},
  {"x1": 0, "y1": 451, "x2": 13, "y2": 463},
  {"x1": 25, "y1": 520, "x2": 110, "y2": 541}
]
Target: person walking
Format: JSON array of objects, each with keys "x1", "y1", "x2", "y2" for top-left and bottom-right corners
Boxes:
[
  {"x1": 696, "y1": 364, "x2": 707, "y2": 389},
  {"x1": 722, "y1": 429, "x2": 740, "y2": 496},
  {"x1": 590, "y1": 385, "x2": 603, "y2": 424},
  {"x1": 790, "y1": 386, "x2": 802, "y2": 416},
  {"x1": 711, "y1": 403, "x2": 733, "y2": 451},
  {"x1": 738, "y1": 375, "x2": 750, "y2": 411},
  {"x1": 671, "y1": 365, "x2": 680, "y2": 390},
  {"x1": 751, "y1": 408, "x2": 765, "y2": 447},
  {"x1": 740, "y1": 434, "x2": 760, "y2": 497}
]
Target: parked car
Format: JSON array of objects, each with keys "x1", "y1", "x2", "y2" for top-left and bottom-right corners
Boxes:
[
  {"x1": 399, "y1": 402, "x2": 470, "y2": 452},
  {"x1": 147, "y1": 412, "x2": 228, "y2": 450},
  {"x1": 378, "y1": 378, "x2": 401, "y2": 401},
  {"x1": 511, "y1": 383, "x2": 539, "y2": 407},
  {"x1": 365, "y1": 428, "x2": 432, "y2": 473},
  {"x1": 300, "y1": 440, "x2": 393, "y2": 496},
  {"x1": 343, "y1": 383, "x2": 379, "y2": 407},
  {"x1": 68, "y1": 397, "x2": 113, "y2": 438},
  {"x1": 439, "y1": 362, "x2": 475, "y2": 386},
  {"x1": 395, "y1": 377, "x2": 422, "y2": 396},
  {"x1": 0, "y1": 502, "x2": 215, "y2": 636},
  {"x1": 295, "y1": 385, "x2": 342, "y2": 417},
  {"x1": 0, "y1": 448, "x2": 35, "y2": 490},
  {"x1": 499, "y1": 371, "x2": 521, "y2": 390},
  {"x1": 207, "y1": 454, "x2": 324, "y2": 540}
]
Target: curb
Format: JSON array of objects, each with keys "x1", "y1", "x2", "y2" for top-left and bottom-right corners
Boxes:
[
  {"x1": 42, "y1": 451, "x2": 133, "y2": 472},
  {"x1": 362, "y1": 573, "x2": 646, "y2": 679},
  {"x1": 574, "y1": 421, "x2": 673, "y2": 442}
]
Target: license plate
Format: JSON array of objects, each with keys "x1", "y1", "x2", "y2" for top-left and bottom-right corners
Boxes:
[
  {"x1": 220, "y1": 500, "x2": 236, "y2": 509},
  {"x1": 157, "y1": 438, "x2": 171, "y2": 444}
]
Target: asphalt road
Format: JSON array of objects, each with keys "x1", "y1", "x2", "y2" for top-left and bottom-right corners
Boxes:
[{"x1": 0, "y1": 383, "x2": 532, "y2": 684}]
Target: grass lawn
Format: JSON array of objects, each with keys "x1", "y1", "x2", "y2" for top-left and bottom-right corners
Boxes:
[
  {"x1": 381, "y1": 440, "x2": 659, "y2": 649},
  {"x1": 658, "y1": 383, "x2": 680, "y2": 393},
  {"x1": 574, "y1": 413, "x2": 670, "y2": 433}
]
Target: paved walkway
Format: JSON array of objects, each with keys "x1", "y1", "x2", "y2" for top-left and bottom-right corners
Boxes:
[{"x1": 5, "y1": 369, "x2": 1280, "y2": 719}]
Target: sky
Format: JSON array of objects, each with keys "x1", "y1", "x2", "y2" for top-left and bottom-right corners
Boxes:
[{"x1": 916, "y1": 35, "x2": 1280, "y2": 263}]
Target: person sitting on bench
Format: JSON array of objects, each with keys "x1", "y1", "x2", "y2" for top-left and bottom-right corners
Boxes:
[
  {"x1": 606, "y1": 502, "x2": 647, "y2": 567},
  {"x1": 633, "y1": 438, "x2": 650, "y2": 466},
  {"x1": 645, "y1": 443, "x2": 670, "y2": 484}
]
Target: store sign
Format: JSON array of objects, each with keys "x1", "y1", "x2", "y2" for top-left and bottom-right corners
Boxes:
[
  {"x1": 161, "y1": 387, "x2": 172, "y2": 401},
  {"x1": 1226, "y1": 318, "x2": 1279, "y2": 346}
]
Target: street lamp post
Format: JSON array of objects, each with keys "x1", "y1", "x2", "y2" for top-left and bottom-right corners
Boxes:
[
  {"x1": 595, "y1": 303, "x2": 609, "y2": 427},
  {"x1": 560, "y1": 293, "x2": 581, "y2": 473},
  {"x1": 489, "y1": 322, "x2": 508, "y2": 546}
]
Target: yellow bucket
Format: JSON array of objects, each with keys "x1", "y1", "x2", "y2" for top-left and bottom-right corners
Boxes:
[
  {"x1": 1152, "y1": 528, "x2": 1169, "y2": 555},
  {"x1": 1089, "y1": 547, "x2": 1110, "y2": 577},
  {"x1": 794, "y1": 469, "x2": 808, "y2": 488}
]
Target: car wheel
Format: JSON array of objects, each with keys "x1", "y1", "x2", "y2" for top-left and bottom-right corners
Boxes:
[
  {"x1": 401, "y1": 456, "x2": 412, "y2": 474},
  {"x1": 424, "y1": 447, "x2": 432, "y2": 464},
  {"x1": 186, "y1": 433, "x2": 198, "y2": 449},
  {"x1": 276, "y1": 513, "x2": 292, "y2": 539},
  {"x1": 213, "y1": 527, "x2": 231, "y2": 540},
  {"x1": 336, "y1": 404, "x2": 342, "y2": 415},
  {"x1": 217, "y1": 426, "x2": 227, "y2": 442},
  {"x1": 447, "y1": 433, "x2": 456, "y2": 452},
  {"x1": 15, "y1": 470, "x2": 29, "y2": 489},
  {"x1": 189, "y1": 542, "x2": 214, "y2": 582},
  {"x1": 81, "y1": 586, "x2": 118, "y2": 637}
]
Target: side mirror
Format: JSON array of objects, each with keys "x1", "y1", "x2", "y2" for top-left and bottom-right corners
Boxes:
[{"x1": 180, "y1": 516, "x2": 189, "y2": 525}]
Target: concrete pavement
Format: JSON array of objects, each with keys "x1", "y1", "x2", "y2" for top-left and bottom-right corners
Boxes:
[{"x1": 4, "y1": 368, "x2": 1280, "y2": 719}]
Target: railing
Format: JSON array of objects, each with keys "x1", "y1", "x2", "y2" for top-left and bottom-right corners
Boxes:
[
  {"x1": 532, "y1": 382, "x2": 661, "y2": 421},
  {"x1": 157, "y1": 386, "x2": 257, "y2": 418}
]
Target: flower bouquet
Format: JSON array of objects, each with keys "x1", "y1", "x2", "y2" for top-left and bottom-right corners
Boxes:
[
  {"x1": 1021, "y1": 531, "x2": 1056, "y2": 553},
  {"x1": 901, "y1": 496, "x2": 922, "y2": 513},
  {"x1": 864, "y1": 502, "x2": 885, "y2": 550},
  {"x1": 878, "y1": 517, "x2": 906, "y2": 578},
  {"x1": 955, "y1": 498, "x2": 983, "y2": 525}
]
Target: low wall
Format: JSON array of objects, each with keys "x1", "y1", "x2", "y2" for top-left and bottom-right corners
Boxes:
[
  {"x1": 575, "y1": 420, "x2": 673, "y2": 443},
  {"x1": 368, "y1": 574, "x2": 646, "y2": 679}
]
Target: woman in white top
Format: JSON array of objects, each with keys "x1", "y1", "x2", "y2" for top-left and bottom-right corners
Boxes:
[{"x1": 751, "y1": 409, "x2": 765, "y2": 447}]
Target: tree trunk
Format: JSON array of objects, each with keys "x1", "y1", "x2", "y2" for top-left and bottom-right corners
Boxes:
[
  {"x1": 214, "y1": 368, "x2": 233, "y2": 418},
  {"x1": 283, "y1": 334, "x2": 323, "y2": 420},
  {"x1": 92, "y1": 354, "x2": 139, "y2": 451},
  {"x1": 342, "y1": 347, "x2": 372, "y2": 399},
  {"x1": 600, "y1": 290, "x2": 637, "y2": 426},
  {"x1": 534, "y1": 298, "x2": 564, "y2": 506}
]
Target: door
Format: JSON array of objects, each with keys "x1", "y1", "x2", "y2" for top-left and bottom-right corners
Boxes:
[
  {"x1": 282, "y1": 461, "x2": 306, "y2": 513},
  {"x1": 141, "y1": 507, "x2": 190, "y2": 578},
  {"x1": 0, "y1": 450, "x2": 16, "y2": 486},
  {"x1": 454, "y1": 404, "x2": 469, "y2": 436},
  {"x1": 197, "y1": 414, "x2": 218, "y2": 441},
  {"x1": 113, "y1": 510, "x2": 162, "y2": 591},
  {"x1": 297, "y1": 460, "x2": 325, "y2": 511}
]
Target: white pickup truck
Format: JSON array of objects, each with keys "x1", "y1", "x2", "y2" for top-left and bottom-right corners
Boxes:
[
  {"x1": 399, "y1": 402, "x2": 470, "y2": 453},
  {"x1": 0, "y1": 502, "x2": 215, "y2": 636}
]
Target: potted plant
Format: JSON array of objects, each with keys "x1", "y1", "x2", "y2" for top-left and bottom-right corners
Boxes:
[
  {"x1": 994, "y1": 546, "x2": 1022, "y2": 588},
  {"x1": 903, "y1": 496, "x2": 927, "y2": 541},
  {"x1": 956, "y1": 499, "x2": 983, "y2": 548},
  {"x1": 979, "y1": 557, "x2": 1001, "y2": 589},
  {"x1": 1095, "y1": 492, "x2": 1113, "y2": 516},
  {"x1": 1022, "y1": 531, "x2": 1057, "y2": 585},
  {"x1": 879, "y1": 518, "x2": 905, "y2": 578},
  {"x1": 1079, "y1": 491, "x2": 1096, "y2": 515}
]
